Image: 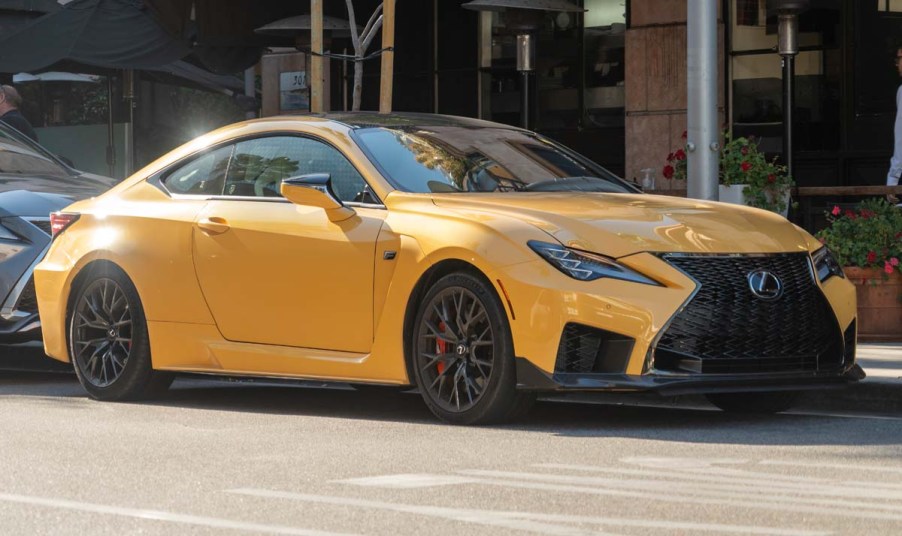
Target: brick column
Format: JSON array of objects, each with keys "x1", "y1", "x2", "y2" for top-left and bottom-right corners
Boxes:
[{"x1": 625, "y1": 1, "x2": 724, "y2": 191}]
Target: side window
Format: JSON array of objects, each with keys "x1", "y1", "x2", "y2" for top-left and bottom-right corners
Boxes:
[
  {"x1": 224, "y1": 136, "x2": 370, "y2": 202},
  {"x1": 162, "y1": 145, "x2": 232, "y2": 195}
]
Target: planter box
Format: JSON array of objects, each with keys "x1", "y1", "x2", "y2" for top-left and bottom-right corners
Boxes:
[{"x1": 843, "y1": 267, "x2": 902, "y2": 342}]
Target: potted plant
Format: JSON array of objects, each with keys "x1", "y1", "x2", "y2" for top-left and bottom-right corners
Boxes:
[
  {"x1": 816, "y1": 198, "x2": 902, "y2": 341},
  {"x1": 663, "y1": 131, "x2": 794, "y2": 216}
]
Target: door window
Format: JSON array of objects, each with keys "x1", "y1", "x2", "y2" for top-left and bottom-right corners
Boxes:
[
  {"x1": 162, "y1": 145, "x2": 232, "y2": 195},
  {"x1": 224, "y1": 136, "x2": 370, "y2": 202}
]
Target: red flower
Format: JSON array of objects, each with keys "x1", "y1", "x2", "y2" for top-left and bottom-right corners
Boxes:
[
  {"x1": 667, "y1": 152, "x2": 674, "y2": 162},
  {"x1": 767, "y1": 174, "x2": 776, "y2": 183},
  {"x1": 741, "y1": 146, "x2": 749, "y2": 156},
  {"x1": 741, "y1": 161, "x2": 751, "y2": 172},
  {"x1": 845, "y1": 210, "x2": 857, "y2": 219},
  {"x1": 832, "y1": 205, "x2": 841, "y2": 216},
  {"x1": 681, "y1": 130, "x2": 687, "y2": 140},
  {"x1": 892, "y1": 257, "x2": 900, "y2": 267},
  {"x1": 860, "y1": 209, "x2": 875, "y2": 219},
  {"x1": 663, "y1": 165, "x2": 675, "y2": 180},
  {"x1": 674, "y1": 149, "x2": 686, "y2": 161},
  {"x1": 867, "y1": 251, "x2": 877, "y2": 264},
  {"x1": 886, "y1": 262, "x2": 895, "y2": 275}
]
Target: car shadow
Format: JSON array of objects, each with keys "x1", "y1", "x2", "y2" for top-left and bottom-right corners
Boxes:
[{"x1": 1, "y1": 371, "x2": 900, "y2": 448}]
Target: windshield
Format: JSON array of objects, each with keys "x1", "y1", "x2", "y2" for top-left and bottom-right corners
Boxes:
[
  {"x1": 0, "y1": 122, "x2": 71, "y2": 179},
  {"x1": 353, "y1": 126, "x2": 637, "y2": 194}
]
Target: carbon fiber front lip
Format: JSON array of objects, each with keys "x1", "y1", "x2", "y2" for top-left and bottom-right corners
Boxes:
[{"x1": 515, "y1": 357, "x2": 865, "y2": 395}]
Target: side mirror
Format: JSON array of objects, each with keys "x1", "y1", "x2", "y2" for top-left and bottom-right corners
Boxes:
[{"x1": 281, "y1": 173, "x2": 355, "y2": 222}]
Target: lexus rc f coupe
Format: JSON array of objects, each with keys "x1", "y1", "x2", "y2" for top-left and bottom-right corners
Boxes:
[
  {"x1": 34, "y1": 113, "x2": 862, "y2": 424},
  {"x1": 0, "y1": 121, "x2": 115, "y2": 351}
]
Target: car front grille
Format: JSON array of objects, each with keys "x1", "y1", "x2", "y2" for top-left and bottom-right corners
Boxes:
[{"x1": 653, "y1": 253, "x2": 844, "y2": 374}]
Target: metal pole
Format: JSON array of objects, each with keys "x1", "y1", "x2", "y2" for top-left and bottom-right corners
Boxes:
[
  {"x1": 517, "y1": 33, "x2": 535, "y2": 130},
  {"x1": 244, "y1": 67, "x2": 256, "y2": 120},
  {"x1": 106, "y1": 75, "x2": 115, "y2": 178},
  {"x1": 782, "y1": 55, "x2": 794, "y2": 178},
  {"x1": 686, "y1": 0, "x2": 719, "y2": 201},
  {"x1": 778, "y1": 12, "x2": 799, "y2": 179},
  {"x1": 123, "y1": 69, "x2": 135, "y2": 177}
]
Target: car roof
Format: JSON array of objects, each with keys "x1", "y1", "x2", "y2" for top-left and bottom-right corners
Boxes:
[{"x1": 264, "y1": 112, "x2": 526, "y2": 132}]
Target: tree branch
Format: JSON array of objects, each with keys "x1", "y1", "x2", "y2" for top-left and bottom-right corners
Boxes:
[
  {"x1": 360, "y1": 3, "x2": 384, "y2": 45},
  {"x1": 345, "y1": 0, "x2": 361, "y2": 53},
  {"x1": 360, "y1": 15, "x2": 383, "y2": 53}
]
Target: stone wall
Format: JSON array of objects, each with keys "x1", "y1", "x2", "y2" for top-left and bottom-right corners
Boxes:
[{"x1": 625, "y1": 1, "x2": 725, "y2": 191}]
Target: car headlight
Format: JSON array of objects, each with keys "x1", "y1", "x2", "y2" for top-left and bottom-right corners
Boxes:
[
  {"x1": 528, "y1": 240, "x2": 660, "y2": 286},
  {"x1": 812, "y1": 246, "x2": 844, "y2": 282}
]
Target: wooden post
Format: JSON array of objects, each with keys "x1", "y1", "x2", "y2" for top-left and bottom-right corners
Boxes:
[
  {"x1": 311, "y1": 0, "x2": 324, "y2": 113},
  {"x1": 379, "y1": 0, "x2": 396, "y2": 113}
]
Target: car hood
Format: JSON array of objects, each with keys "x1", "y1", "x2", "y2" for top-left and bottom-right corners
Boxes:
[
  {"x1": 0, "y1": 172, "x2": 115, "y2": 200},
  {"x1": 430, "y1": 192, "x2": 810, "y2": 258},
  {"x1": 0, "y1": 188, "x2": 91, "y2": 218}
]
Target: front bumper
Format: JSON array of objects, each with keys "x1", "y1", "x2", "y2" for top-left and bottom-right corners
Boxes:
[{"x1": 499, "y1": 252, "x2": 861, "y2": 393}]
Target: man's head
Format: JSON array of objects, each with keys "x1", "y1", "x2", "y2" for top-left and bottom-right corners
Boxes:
[{"x1": 0, "y1": 85, "x2": 22, "y2": 114}]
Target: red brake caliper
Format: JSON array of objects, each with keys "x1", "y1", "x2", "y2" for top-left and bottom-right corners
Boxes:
[{"x1": 436, "y1": 321, "x2": 447, "y2": 374}]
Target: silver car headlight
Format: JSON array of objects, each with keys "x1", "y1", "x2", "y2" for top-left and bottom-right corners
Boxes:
[
  {"x1": 812, "y1": 246, "x2": 844, "y2": 282},
  {"x1": 528, "y1": 240, "x2": 660, "y2": 286}
]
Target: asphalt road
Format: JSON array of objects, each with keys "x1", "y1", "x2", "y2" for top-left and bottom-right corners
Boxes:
[{"x1": 1, "y1": 367, "x2": 901, "y2": 536}]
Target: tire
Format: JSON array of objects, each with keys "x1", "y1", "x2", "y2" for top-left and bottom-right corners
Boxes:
[
  {"x1": 68, "y1": 263, "x2": 173, "y2": 401},
  {"x1": 705, "y1": 391, "x2": 799, "y2": 414},
  {"x1": 411, "y1": 272, "x2": 535, "y2": 425}
]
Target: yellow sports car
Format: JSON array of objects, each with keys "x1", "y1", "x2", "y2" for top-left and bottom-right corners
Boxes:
[{"x1": 34, "y1": 113, "x2": 862, "y2": 424}]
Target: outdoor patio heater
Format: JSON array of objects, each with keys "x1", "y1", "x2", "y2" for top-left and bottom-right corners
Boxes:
[
  {"x1": 768, "y1": 0, "x2": 810, "y2": 179},
  {"x1": 462, "y1": 0, "x2": 584, "y2": 130}
]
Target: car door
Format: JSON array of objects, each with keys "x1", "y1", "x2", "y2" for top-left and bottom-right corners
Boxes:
[{"x1": 191, "y1": 134, "x2": 385, "y2": 353}]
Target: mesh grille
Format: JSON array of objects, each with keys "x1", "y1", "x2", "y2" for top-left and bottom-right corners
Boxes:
[
  {"x1": 15, "y1": 276, "x2": 38, "y2": 314},
  {"x1": 555, "y1": 323, "x2": 633, "y2": 374},
  {"x1": 655, "y1": 253, "x2": 843, "y2": 374}
]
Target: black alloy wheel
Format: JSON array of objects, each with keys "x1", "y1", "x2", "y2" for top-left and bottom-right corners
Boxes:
[
  {"x1": 69, "y1": 263, "x2": 173, "y2": 400},
  {"x1": 412, "y1": 272, "x2": 534, "y2": 424}
]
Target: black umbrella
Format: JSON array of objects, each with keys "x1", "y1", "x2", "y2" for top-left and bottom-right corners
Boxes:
[{"x1": 0, "y1": 0, "x2": 190, "y2": 73}]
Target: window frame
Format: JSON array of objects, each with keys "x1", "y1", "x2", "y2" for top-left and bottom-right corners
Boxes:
[{"x1": 150, "y1": 131, "x2": 384, "y2": 208}]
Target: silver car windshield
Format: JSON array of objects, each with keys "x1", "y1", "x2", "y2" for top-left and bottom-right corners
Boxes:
[{"x1": 354, "y1": 126, "x2": 636, "y2": 194}]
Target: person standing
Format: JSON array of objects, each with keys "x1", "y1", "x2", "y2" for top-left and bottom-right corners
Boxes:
[
  {"x1": 889, "y1": 47, "x2": 902, "y2": 204},
  {"x1": 0, "y1": 85, "x2": 37, "y2": 142}
]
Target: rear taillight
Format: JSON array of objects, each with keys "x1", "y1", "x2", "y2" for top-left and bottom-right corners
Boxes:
[{"x1": 50, "y1": 212, "x2": 80, "y2": 238}]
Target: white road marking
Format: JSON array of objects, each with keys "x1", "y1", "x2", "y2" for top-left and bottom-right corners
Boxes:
[
  {"x1": 459, "y1": 470, "x2": 902, "y2": 515},
  {"x1": 337, "y1": 473, "x2": 478, "y2": 488},
  {"x1": 759, "y1": 460, "x2": 902, "y2": 475},
  {"x1": 0, "y1": 492, "x2": 350, "y2": 536},
  {"x1": 536, "y1": 463, "x2": 902, "y2": 496},
  {"x1": 227, "y1": 488, "x2": 827, "y2": 536},
  {"x1": 227, "y1": 489, "x2": 620, "y2": 536},
  {"x1": 445, "y1": 473, "x2": 902, "y2": 522}
]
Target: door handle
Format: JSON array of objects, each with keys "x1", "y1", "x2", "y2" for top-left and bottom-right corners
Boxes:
[{"x1": 198, "y1": 216, "x2": 230, "y2": 235}]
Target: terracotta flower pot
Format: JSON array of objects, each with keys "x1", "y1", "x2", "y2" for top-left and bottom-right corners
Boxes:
[{"x1": 843, "y1": 267, "x2": 902, "y2": 342}]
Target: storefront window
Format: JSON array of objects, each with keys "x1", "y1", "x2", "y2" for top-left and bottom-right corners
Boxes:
[{"x1": 729, "y1": 1, "x2": 841, "y2": 153}]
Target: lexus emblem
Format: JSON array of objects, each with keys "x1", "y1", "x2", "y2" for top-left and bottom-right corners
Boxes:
[{"x1": 747, "y1": 270, "x2": 783, "y2": 300}]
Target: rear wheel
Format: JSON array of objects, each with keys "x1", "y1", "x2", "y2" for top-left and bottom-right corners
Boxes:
[
  {"x1": 705, "y1": 391, "x2": 799, "y2": 414},
  {"x1": 69, "y1": 264, "x2": 173, "y2": 401},
  {"x1": 412, "y1": 272, "x2": 534, "y2": 425}
]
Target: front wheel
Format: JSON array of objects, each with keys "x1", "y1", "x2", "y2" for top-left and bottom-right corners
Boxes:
[
  {"x1": 68, "y1": 263, "x2": 173, "y2": 401},
  {"x1": 705, "y1": 391, "x2": 799, "y2": 414},
  {"x1": 412, "y1": 272, "x2": 534, "y2": 425}
]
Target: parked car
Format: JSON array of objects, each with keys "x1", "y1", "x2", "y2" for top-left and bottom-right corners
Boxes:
[
  {"x1": 0, "y1": 122, "x2": 116, "y2": 350},
  {"x1": 34, "y1": 113, "x2": 863, "y2": 424}
]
